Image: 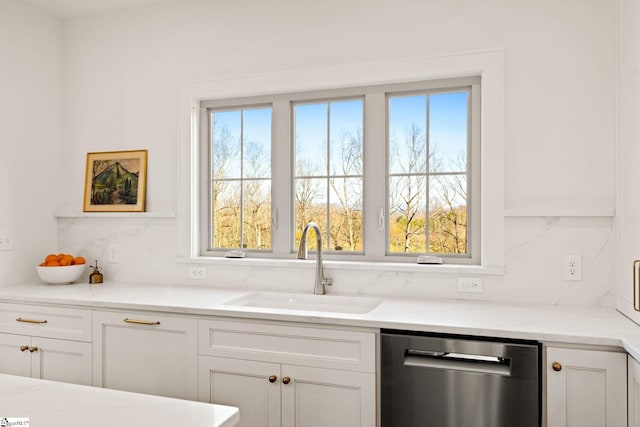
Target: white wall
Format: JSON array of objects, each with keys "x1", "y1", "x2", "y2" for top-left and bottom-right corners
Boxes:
[
  {"x1": 0, "y1": 0, "x2": 61, "y2": 284},
  {"x1": 53, "y1": 0, "x2": 615, "y2": 306}
]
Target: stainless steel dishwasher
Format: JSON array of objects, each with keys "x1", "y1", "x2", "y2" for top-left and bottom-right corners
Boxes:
[{"x1": 381, "y1": 330, "x2": 541, "y2": 427}]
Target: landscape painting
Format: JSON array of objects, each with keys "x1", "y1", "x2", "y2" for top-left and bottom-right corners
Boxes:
[{"x1": 83, "y1": 150, "x2": 147, "y2": 212}]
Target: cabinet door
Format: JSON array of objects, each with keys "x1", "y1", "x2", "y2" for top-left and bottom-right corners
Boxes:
[
  {"x1": 93, "y1": 311, "x2": 197, "y2": 400},
  {"x1": 616, "y1": 0, "x2": 640, "y2": 326},
  {"x1": 198, "y1": 356, "x2": 281, "y2": 427},
  {"x1": 0, "y1": 333, "x2": 31, "y2": 377},
  {"x1": 281, "y1": 364, "x2": 376, "y2": 427},
  {"x1": 547, "y1": 347, "x2": 626, "y2": 427},
  {"x1": 630, "y1": 356, "x2": 640, "y2": 427},
  {"x1": 32, "y1": 337, "x2": 92, "y2": 385}
]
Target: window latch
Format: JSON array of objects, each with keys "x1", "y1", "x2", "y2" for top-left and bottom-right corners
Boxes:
[{"x1": 272, "y1": 208, "x2": 278, "y2": 230}]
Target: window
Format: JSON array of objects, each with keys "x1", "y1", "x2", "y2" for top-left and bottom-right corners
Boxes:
[
  {"x1": 207, "y1": 106, "x2": 272, "y2": 250},
  {"x1": 388, "y1": 89, "x2": 470, "y2": 257},
  {"x1": 294, "y1": 99, "x2": 364, "y2": 252},
  {"x1": 199, "y1": 77, "x2": 480, "y2": 264}
]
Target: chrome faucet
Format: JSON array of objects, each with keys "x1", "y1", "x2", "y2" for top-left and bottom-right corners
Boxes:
[{"x1": 297, "y1": 222, "x2": 332, "y2": 295}]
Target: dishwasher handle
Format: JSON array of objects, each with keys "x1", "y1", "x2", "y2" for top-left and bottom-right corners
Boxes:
[{"x1": 404, "y1": 349, "x2": 512, "y2": 376}]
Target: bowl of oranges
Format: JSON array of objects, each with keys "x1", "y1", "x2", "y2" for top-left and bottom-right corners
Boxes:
[{"x1": 36, "y1": 254, "x2": 87, "y2": 284}]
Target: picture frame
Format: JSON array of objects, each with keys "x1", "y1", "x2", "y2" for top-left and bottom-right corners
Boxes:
[{"x1": 83, "y1": 150, "x2": 148, "y2": 212}]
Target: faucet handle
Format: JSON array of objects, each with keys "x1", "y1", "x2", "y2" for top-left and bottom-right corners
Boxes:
[{"x1": 322, "y1": 277, "x2": 333, "y2": 287}]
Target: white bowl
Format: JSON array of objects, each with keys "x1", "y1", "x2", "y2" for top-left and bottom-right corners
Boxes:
[{"x1": 36, "y1": 264, "x2": 86, "y2": 284}]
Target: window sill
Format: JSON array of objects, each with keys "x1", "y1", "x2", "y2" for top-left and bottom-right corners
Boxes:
[{"x1": 176, "y1": 256, "x2": 504, "y2": 276}]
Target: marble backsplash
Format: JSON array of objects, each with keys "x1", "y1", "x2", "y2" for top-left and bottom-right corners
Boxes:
[{"x1": 54, "y1": 215, "x2": 613, "y2": 308}]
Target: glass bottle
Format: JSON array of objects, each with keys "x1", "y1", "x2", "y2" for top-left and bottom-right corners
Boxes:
[{"x1": 89, "y1": 260, "x2": 103, "y2": 284}]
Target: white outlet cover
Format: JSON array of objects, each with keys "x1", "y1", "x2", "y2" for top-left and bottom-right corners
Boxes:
[
  {"x1": 108, "y1": 244, "x2": 119, "y2": 263},
  {"x1": 457, "y1": 277, "x2": 483, "y2": 293},
  {"x1": 563, "y1": 254, "x2": 582, "y2": 281},
  {"x1": 189, "y1": 267, "x2": 206, "y2": 279},
  {"x1": 0, "y1": 231, "x2": 13, "y2": 251}
]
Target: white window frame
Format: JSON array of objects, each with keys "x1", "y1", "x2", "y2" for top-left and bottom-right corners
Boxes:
[
  {"x1": 178, "y1": 50, "x2": 504, "y2": 273},
  {"x1": 199, "y1": 98, "x2": 275, "y2": 255},
  {"x1": 383, "y1": 78, "x2": 480, "y2": 264}
]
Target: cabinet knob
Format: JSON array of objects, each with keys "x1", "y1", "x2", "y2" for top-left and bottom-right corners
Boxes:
[
  {"x1": 19, "y1": 345, "x2": 28, "y2": 352},
  {"x1": 552, "y1": 361, "x2": 562, "y2": 372},
  {"x1": 268, "y1": 375, "x2": 278, "y2": 383},
  {"x1": 282, "y1": 376, "x2": 291, "y2": 385},
  {"x1": 29, "y1": 346, "x2": 38, "y2": 353}
]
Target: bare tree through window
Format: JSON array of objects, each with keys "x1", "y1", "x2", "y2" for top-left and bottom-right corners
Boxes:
[
  {"x1": 388, "y1": 91, "x2": 469, "y2": 255},
  {"x1": 210, "y1": 107, "x2": 272, "y2": 250}
]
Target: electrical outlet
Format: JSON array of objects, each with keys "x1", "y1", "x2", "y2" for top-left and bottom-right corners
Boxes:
[
  {"x1": 108, "y1": 244, "x2": 119, "y2": 263},
  {"x1": 457, "y1": 277, "x2": 483, "y2": 293},
  {"x1": 563, "y1": 254, "x2": 582, "y2": 281},
  {"x1": 189, "y1": 266, "x2": 206, "y2": 280},
  {"x1": 0, "y1": 230, "x2": 13, "y2": 251}
]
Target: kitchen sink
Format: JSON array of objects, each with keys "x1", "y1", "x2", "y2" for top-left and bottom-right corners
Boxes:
[{"x1": 222, "y1": 292, "x2": 383, "y2": 314}]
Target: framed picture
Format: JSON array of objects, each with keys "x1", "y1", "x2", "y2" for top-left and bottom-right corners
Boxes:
[{"x1": 83, "y1": 150, "x2": 148, "y2": 212}]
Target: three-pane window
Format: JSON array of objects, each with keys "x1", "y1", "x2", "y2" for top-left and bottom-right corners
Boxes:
[{"x1": 202, "y1": 77, "x2": 479, "y2": 263}]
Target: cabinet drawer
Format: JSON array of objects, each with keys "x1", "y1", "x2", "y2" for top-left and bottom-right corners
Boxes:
[
  {"x1": 0, "y1": 303, "x2": 91, "y2": 342},
  {"x1": 199, "y1": 319, "x2": 376, "y2": 372}
]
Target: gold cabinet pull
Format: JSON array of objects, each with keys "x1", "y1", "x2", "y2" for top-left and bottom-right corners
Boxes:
[
  {"x1": 552, "y1": 361, "x2": 562, "y2": 372},
  {"x1": 282, "y1": 376, "x2": 291, "y2": 385},
  {"x1": 16, "y1": 317, "x2": 47, "y2": 324},
  {"x1": 634, "y1": 260, "x2": 640, "y2": 311},
  {"x1": 19, "y1": 345, "x2": 28, "y2": 352},
  {"x1": 123, "y1": 318, "x2": 161, "y2": 326},
  {"x1": 268, "y1": 375, "x2": 278, "y2": 383},
  {"x1": 29, "y1": 346, "x2": 38, "y2": 353}
]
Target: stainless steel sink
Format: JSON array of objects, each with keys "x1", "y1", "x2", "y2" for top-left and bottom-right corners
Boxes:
[{"x1": 222, "y1": 292, "x2": 383, "y2": 314}]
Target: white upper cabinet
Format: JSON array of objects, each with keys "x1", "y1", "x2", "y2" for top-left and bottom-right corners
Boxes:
[{"x1": 616, "y1": 0, "x2": 640, "y2": 324}]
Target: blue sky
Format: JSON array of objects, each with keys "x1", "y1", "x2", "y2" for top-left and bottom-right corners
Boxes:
[
  {"x1": 389, "y1": 91, "x2": 468, "y2": 174},
  {"x1": 212, "y1": 91, "x2": 468, "y2": 178},
  {"x1": 295, "y1": 99, "x2": 363, "y2": 176}
]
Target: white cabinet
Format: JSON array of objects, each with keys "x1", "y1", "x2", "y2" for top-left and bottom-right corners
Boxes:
[
  {"x1": 0, "y1": 334, "x2": 92, "y2": 385},
  {"x1": 630, "y1": 355, "x2": 640, "y2": 427},
  {"x1": 92, "y1": 310, "x2": 197, "y2": 400},
  {"x1": 198, "y1": 319, "x2": 377, "y2": 427},
  {"x1": 629, "y1": 355, "x2": 640, "y2": 427},
  {"x1": 546, "y1": 346, "x2": 626, "y2": 427},
  {"x1": 280, "y1": 364, "x2": 375, "y2": 427},
  {"x1": 199, "y1": 356, "x2": 281, "y2": 427},
  {"x1": 616, "y1": 0, "x2": 640, "y2": 325},
  {"x1": 0, "y1": 303, "x2": 92, "y2": 386}
]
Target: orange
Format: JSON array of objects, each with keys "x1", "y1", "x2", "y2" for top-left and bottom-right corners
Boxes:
[
  {"x1": 73, "y1": 256, "x2": 86, "y2": 265},
  {"x1": 59, "y1": 258, "x2": 72, "y2": 266},
  {"x1": 45, "y1": 261, "x2": 60, "y2": 266},
  {"x1": 45, "y1": 254, "x2": 58, "y2": 263}
]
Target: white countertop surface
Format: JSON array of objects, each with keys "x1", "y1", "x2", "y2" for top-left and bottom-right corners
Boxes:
[
  {"x1": 0, "y1": 373, "x2": 239, "y2": 427},
  {"x1": 1, "y1": 281, "x2": 640, "y2": 359}
]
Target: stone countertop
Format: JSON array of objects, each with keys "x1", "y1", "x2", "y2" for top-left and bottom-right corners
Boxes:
[
  {"x1": 0, "y1": 373, "x2": 238, "y2": 427},
  {"x1": 0, "y1": 281, "x2": 639, "y2": 359}
]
